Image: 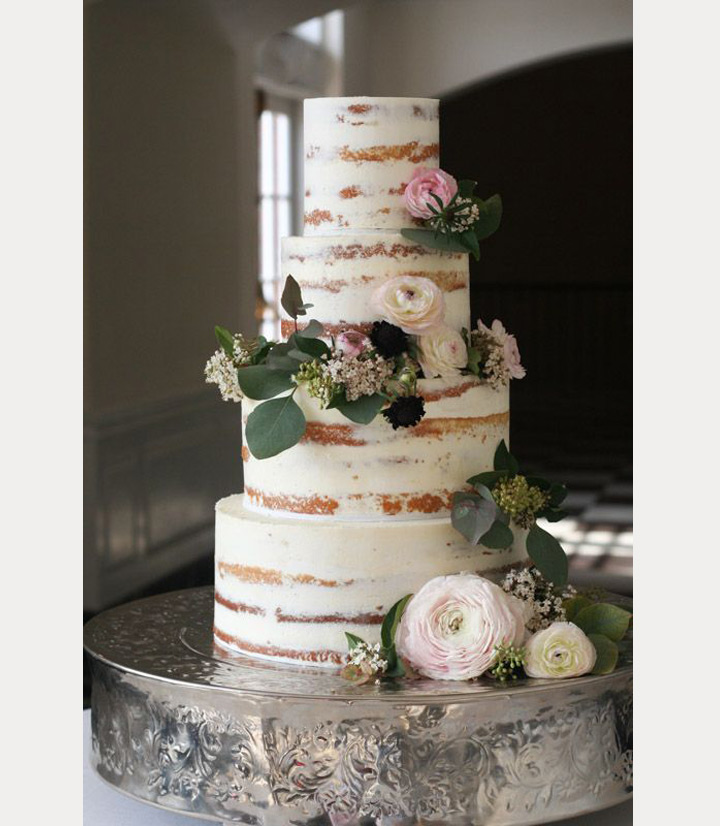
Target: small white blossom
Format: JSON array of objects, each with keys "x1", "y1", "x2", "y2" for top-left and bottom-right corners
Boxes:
[
  {"x1": 501, "y1": 567, "x2": 577, "y2": 633},
  {"x1": 324, "y1": 350, "x2": 395, "y2": 402},
  {"x1": 347, "y1": 641, "x2": 388, "y2": 674},
  {"x1": 204, "y1": 349, "x2": 243, "y2": 402}
]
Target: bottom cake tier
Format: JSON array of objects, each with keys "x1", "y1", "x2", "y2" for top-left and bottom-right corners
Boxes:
[{"x1": 214, "y1": 494, "x2": 529, "y2": 666}]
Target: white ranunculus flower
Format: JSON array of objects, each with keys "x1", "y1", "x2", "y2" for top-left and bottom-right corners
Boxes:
[
  {"x1": 524, "y1": 621, "x2": 596, "y2": 679},
  {"x1": 416, "y1": 325, "x2": 468, "y2": 378},
  {"x1": 395, "y1": 574, "x2": 526, "y2": 681},
  {"x1": 371, "y1": 275, "x2": 445, "y2": 334}
]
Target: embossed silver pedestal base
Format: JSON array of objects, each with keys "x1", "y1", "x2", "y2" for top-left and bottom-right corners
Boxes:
[{"x1": 84, "y1": 588, "x2": 632, "y2": 825}]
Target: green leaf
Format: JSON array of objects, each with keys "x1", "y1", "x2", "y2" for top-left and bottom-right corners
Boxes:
[
  {"x1": 345, "y1": 632, "x2": 365, "y2": 650},
  {"x1": 588, "y1": 634, "x2": 619, "y2": 675},
  {"x1": 563, "y1": 596, "x2": 593, "y2": 623},
  {"x1": 526, "y1": 476, "x2": 551, "y2": 491},
  {"x1": 539, "y1": 508, "x2": 569, "y2": 523},
  {"x1": 400, "y1": 228, "x2": 471, "y2": 255},
  {"x1": 494, "y1": 440, "x2": 520, "y2": 476},
  {"x1": 292, "y1": 335, "x2": 331, "y2": 360},
  {"x1": 479, "y1": 519, "x2": 514, "y2": 549},
  {"x1": 451, "y1": 491, "x2": 498, "y2": 544},
  {"x1": 245, "y1": 395, "x2": 306, "y2": 459},
  {"x1": 281, "y1": 275, "x2": 307, "y2": 319},
  {"x1": 214, "y1": 325, "x2": 235, "y2": 358},
  {"x1": 474, "y1": 194, "x2": 503, "y2": 241},
  {"x1": 458, "y1": 179, "x2": 477, "y2": 197},
  {"x1": 573, "y1": 603, "x2": 632, "y2": 642},
  {"x1": 548, "y1": 483, "x2": 568, "y2": 506},
  {"x1": 459, "y1": 229, "x2": 480, "y2": 261},
  {"x1": 266, "y1": 342, "x2": 302, "y2": 371},
  {"x1": 236, "y1": 365, "x2": 295, "y2": 400},
  {"x1": 338, "y1": 393, "x2": 385, "y2": 424},
  {"x1": 296, "y1": 319, "x2": 324, "y2": 338},
  {"x1": 251, "y1": 340, "x2": 273, "y2": 365},
  {"x1": 384, "y1": 652, "x2": 406, "y2": 678},
  {"x1": 466, "y1": 470, "x2": 507, "y2": 489},
  {"x1": 526, "y1": 524, "x2": 568, "y2": 587},
  {"x1": 381, "y1": 594, "x2": 413, "y2": 651},
  {"x1": 465, "y1": 346, "x2": 484, "y2": 376}
]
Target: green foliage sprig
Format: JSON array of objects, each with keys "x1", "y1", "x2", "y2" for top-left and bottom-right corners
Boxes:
[
  {"x1": 400, "y1": 181, "x2": 502, "y2": 261},
  {"x1": 451, "y1": 440, "x2": 570, "y2": 586},
  {"x1": 564, "y1": 596, "x2": 633, "y2": 674},
  {"x1": 342, "y1": 594, "x2": 413, "y2": 682}
]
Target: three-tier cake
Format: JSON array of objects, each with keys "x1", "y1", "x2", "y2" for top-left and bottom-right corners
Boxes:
[{"x1": 213, "y1": 97, "x2": 527, "y2": 666}]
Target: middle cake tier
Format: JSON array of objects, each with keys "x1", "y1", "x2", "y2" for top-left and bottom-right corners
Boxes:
[
  {"x1": 242, "y1": 375, "x2": 509, "y2": 519},
  {"x1": 281, "y1": 232, "x2": 470, "y2": 337}
]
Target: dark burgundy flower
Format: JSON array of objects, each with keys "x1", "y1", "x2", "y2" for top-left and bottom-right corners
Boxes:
[
  {"x1": 370, "y1": 321, "x2": 409, "y2": 358},
  {"x1": 382, "y1": 395, "x2": 426, "y2": 429}
]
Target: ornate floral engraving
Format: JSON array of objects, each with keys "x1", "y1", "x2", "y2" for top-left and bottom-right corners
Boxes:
[{"x1": 86, "y1": 588, "x2": 632, "y2": 825}]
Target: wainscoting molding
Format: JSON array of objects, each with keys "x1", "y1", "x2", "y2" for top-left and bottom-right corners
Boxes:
[{"x1": 84, "y1": 392, "x2": 242, "y2": 612}]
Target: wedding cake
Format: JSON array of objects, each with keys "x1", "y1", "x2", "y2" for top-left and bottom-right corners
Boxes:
[{"x1": 212, "y1": 97, "x2": 528, "y2": 667}]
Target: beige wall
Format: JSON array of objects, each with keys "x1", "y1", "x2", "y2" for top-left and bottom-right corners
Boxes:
[
  {"x1": 84, "y1": 0, "x2": 337, "y2": 418},
  {"x1": 344, "y1": 0, "x2": 632, "y2": 97}
]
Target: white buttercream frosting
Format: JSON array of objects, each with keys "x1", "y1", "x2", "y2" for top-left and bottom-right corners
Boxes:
[
  {"x1": 214, "y1": 495, "x2": 528, "y2": 666},
  {"x1": 303, "y1": 97, "x2": 439, "y2": 234}
]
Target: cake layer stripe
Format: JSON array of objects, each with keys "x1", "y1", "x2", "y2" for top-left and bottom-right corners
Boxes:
[
  {"x1": 217, "y1": 560, "x2": 354, "y2": 588},
  {"x1": 214, "y1": 593, "x2": 265, "y2": 615},
  {"x1": 275, "y1": 609, "x2": 384, "y2": 625},
  {"x1": 214, "y1": 626, "x2": 344, "y2": 665}
]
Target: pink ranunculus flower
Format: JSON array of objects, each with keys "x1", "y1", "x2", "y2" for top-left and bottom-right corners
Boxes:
[
  {"x1": 477, "y1": 318, "x2": 526, "y2": 379},
  {"x1": 403, "y1": 166, "x2": 458, "y2": 219},
  {"x1": 371, "y1": 275, "x2": 445, "y2": 334},
  {"x1": 336, "y1": 329, "x2": 370, "y2": 358},
  {"x1": 395, "y1": 574, "x2": 527, "y2": 681}
]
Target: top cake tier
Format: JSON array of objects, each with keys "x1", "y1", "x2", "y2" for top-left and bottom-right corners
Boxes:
[{"x1": 303, "y1": 97, "x2": 439, "y2": 235}]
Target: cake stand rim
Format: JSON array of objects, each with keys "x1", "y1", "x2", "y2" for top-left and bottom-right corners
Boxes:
[{"x1": 84, "y1": 585, "x2": 632, "y2": 703}]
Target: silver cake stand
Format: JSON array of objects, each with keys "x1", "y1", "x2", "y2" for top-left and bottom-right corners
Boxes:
[{"x1": 84, "y1": 587, "x2": 632, "y2": 826}]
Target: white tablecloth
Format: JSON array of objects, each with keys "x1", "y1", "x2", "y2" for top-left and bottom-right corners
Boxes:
[{"x1": 84, "y1": 710, "x2": 631, "y2": 825}]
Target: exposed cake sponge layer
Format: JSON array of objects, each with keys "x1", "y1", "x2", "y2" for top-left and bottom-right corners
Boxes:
[
  {"x1": 303, "y1": 97, "x2": 439, "y2": 234},
  {"x1": 241, "y1": 377, "x2": 510, "y2": 519},
  {"x1": 281, "y1": 232, "x2": 470, "y2": 334},
  {"x1": 214, "y1": 494, "x2": 528, "y2": 667}
]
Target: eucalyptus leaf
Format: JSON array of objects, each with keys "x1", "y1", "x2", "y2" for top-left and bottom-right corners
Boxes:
[
  {"x1": 286, "y1": 349, "x2": 313, "y2": 363},
  {"x1": 400, "y1": 228, "x2": 471, "y2": 255},
  {"x1": 458, "y1": 179, "x2": 477, "y2": 197},
  {"x1": 539, "y1": 508, "x2": 569, "y2": 523},
  {"x1": 563, "y1": 596, "x2": 593, "y2": 623},
  {"x1": 381, "y1": 594, "x2": 413, "y2": 651},
  {"x1": 451, "y1": 491, "x2": 498, "y2": 544},
  {"x1": 474, "y1": 194, "x2": 503, "y2": 241},
  {"x1": 494, "y1": 440, "x2": 519, "y2": 476},
  {"x1": 296, "y1": 319, "x2": 324, "y2": 338},
  {"x1": 266, "y1": 342, "x2": 302, "y2": 371},
  {"x1": 549, "y1": 483, "x2": 568, "y2": 506},
  {"x1": 466, "y1": 470, "x2": 507, "y2": 490},
  {"x1": 526, "y1": 524, "x2": 568, "y2": 587},
  {"x1": 573, "y1": 603, "x2": 632, "y2": 642},
  {"x1": 236, "y1": 365, "x2": 295, "y2": 400},
  {"x1": 588, "y1": 634, "x2": 619, "y2": 674},
  {"x1": 281, "y1": 275, "x2": 307, "y2": 319},
  {"x1": 292, "y1": 335, "x2": 331, "y2": 359},
  {"x1": 479, "y1": 519, "x2": 514, "y2": 550},
  {"x1": 214, "y1": 325, "x2": 235, "y2": 358},
  {"x1": 245, "y1": 395, "x2": 306, "y2": 459},
  {"x1": 338, "y1": 393, "x2": 385, "y2": 424},
  {"x1": 345, "y1": 632, "x2": 365, "y2": 651},
  {"x1": 460, "y1": 229, "x2": 480, "y2": 261}
]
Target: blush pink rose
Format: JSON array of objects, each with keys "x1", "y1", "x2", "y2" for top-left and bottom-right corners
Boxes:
[
  {"x1": 477, "y1": 318, "x2": 526, "y2": 380},
  {"x1": 395, "y1": 574, "x2": 527, "y2": 681},
  {"x1": 403, "y1": 167, "x2": 458, "y2": 219},
  {"x1": 336, "y1": 329, "x2": 370, "y2": 358}
]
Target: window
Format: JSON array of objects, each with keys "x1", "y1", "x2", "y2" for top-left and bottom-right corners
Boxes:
[{"x1": 257, "y1": 98, "x2": 298, "y2": 340}]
